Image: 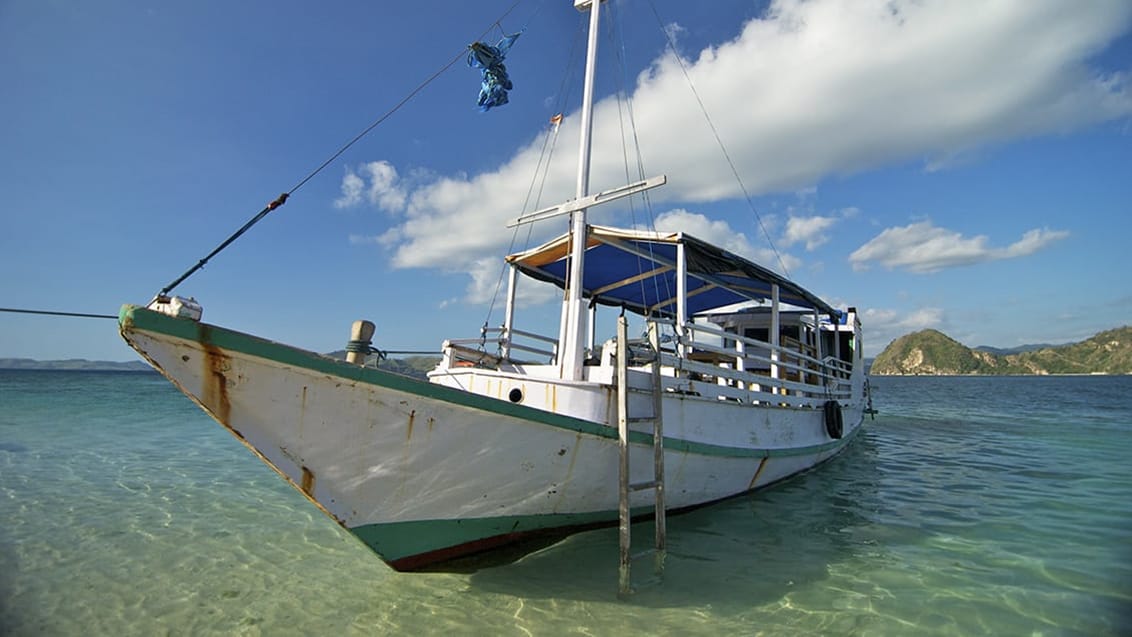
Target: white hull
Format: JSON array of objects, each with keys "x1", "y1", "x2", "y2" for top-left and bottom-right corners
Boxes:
[{"x1": 120, "y1": 306, "x2": 862, "y2": 569}]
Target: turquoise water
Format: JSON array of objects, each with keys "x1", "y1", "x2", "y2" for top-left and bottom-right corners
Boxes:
[{"x1": 1, "y1": 371, "x2": 1130, "y2": 635}]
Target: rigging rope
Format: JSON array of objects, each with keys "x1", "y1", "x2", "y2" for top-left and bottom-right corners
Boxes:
[
  {"x1": 157, "y1": 0, "x2": 529, "y2": 299},
  {"x1": 480, "y1": 13, "x2": 587, "y2": 335},
  {"x1": 609, "y1": 2, "x2": 671, "y2": 329},
  {"x1": 482, "y1": 114, "x2": 562, "y2": 328},
  {"x1": 645, "y1": 0, "x2": 791, "y2": 279},
  {"x1": 0, "y1": 307, "x2": 116, "y2": 320}
]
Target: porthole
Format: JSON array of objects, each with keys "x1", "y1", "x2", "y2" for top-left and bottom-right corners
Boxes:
[{"x1": 508, "y1": 388, "x2": 524, "y2": 403}]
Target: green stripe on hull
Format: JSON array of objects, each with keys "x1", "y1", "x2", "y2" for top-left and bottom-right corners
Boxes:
[
  {"x1": 122, "y1": 305, "x2": 864, "y2": 570},
  {"x1": 350, "y1": 509, "x2": 624, "y2": 566},
  {"x1": 120, "y1": 305, "x2": 855, "y2": 460},
  {"x1": 349, "y1": 426, "x2": 861, "y2": 569},
  {"x1": 121, "y1": 304, "x2": 612, "y2": 433}
]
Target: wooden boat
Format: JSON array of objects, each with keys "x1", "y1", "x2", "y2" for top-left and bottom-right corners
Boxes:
[{"x1": 119, "y1": 1, "x2": 867, "y2": 587}]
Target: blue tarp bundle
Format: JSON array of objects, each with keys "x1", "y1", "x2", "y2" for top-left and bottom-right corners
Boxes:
[{"x1": 467, "y1": 33, "x2": 520, "y2": 111}]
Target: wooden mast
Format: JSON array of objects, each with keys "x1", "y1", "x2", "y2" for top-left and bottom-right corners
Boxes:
[{"x1": 559, "y1": 0, "x2": 602, "y2": 380}]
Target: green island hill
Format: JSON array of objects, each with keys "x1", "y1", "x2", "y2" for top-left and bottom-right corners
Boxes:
[{"x1": 870, "y1": 326, "x2": 1132, "y2": 376}]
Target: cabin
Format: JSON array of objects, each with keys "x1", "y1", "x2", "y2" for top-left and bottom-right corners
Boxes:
[{"x1": 433, "y1": 226, "x2": 862, "y2": 412}]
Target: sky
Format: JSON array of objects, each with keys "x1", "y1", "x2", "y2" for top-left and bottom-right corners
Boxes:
[{"x1": 2, "y1": 0, "x2": 1130, "y2": 362}]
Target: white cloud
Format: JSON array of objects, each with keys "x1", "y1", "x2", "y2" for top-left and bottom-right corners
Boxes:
[
  {"x1": 348, "y1": 234, "x2": 381, "y2": 246},
  {"x1": 461, "y1": 256, "x2": 562, "y2": 307},
  {"x1": 849, "y1": 221, "x2": 1069, "y2": 273},
  {"x1": 364, "y1": 161, "x2": 407, "y2": 211},
  {"x1": 652, "y1": 209, "x2": 756, "y2": 259},
  {"x1": 1005, "y1": 227, "x2": 1072, "y2": 258},
  {"x1": 653, "y1": 209, "x2": 801, "y2": 274},
  {"x1": 782, "y1": 215, "x2": 837, "y2": 251},
  {"x1": 335, "y1": 161, "x2": 407, "y2": 212},
  {"x1": 334, "y1": 170, "x2": 364, "y2": 209},
  {"x1": 862, "y1": 306, "x2": 946, "y2": 355},
  {"x1": 348, "y1": 0, "x2": 1130, "y2": 302},
  {"x1": 663, "y1": 22, "x2": 687, "y2": 47},
  {"x1": 865, "y1": 307, "x2": 945, "y2": 333}
]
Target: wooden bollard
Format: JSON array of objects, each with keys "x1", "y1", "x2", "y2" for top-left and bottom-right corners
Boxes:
[{"x1": 346, "y1": 320, "x2": 376, "y2": 365}]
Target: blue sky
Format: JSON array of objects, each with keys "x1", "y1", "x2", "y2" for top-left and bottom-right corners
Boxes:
[{"x1": 2, "y1": 0, "x2": 1130, "y2": 361}]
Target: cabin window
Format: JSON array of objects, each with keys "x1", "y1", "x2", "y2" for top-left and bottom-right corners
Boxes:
[
  {"x1": 838, "y1": 332, "x2": 854, "y2": 363},
  {"x1": 821, "y1": 331, "x2": 836, "y2": 359},
  {"x1": 744, "y1": 327, "x2": 769, "y2": 343}
]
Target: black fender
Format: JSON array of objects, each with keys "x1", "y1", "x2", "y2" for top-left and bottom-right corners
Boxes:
[{"x1": 823, "y1": 399, "x2": 843, "y2": 439}]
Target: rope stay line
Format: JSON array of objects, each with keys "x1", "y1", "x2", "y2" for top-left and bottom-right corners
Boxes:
[
  {"x1": 0, "y1": 307, "x2": 117, "y2": 320},
  {"x1": 481, "y1": 11, "x2": 586, "y2": 337},
  {"x1": 157, "y1": 0, "x2": 529, "y2": 300},
  {"x1": 645, "y1": 0, "x2": 791, "y2": 279},
  {"x1": 481, "y1": 114, "x2": 563, "y2": 333},
  {"x1": 608, "y1": 1, "x2": 671, "y2": 334}
]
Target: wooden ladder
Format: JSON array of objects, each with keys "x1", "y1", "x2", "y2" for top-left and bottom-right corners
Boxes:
[{"x1": 615, "y1": 315, "x2": 666, "y2": 595}]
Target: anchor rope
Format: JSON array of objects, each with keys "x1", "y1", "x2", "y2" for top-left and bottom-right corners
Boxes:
[
  {"x1": 0, "y1": 304, "x2": 439, "y2": 365},
  {"x1": 157, "y1": 0, "x2": 530, "y2": 299}
]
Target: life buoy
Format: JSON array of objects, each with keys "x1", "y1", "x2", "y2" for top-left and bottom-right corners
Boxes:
[{"x1": 823, "y1": 399, "x2": 843, "y2": 439}]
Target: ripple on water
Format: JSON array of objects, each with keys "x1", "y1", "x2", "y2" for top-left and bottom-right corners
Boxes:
[{"x1": 2, "y1": 372, "x2": 1131, "y2": 635}]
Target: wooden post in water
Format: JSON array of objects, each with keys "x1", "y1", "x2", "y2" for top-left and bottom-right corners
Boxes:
[
  {"x1": 346, "y1": 320, "x2": 376, "y2": 365},
  {"x1": 616, "y1": 315, "x2": 631, "y2": 595}
]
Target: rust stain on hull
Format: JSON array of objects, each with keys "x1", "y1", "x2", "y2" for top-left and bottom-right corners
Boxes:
[
  {"x1": 748, "y1": 456, "x2": 769, "y2": 490},
  {"x1": 127, "y1": 321, "x2": 350, "y2": 530},
  {"x1": 301, "y1": 466, "x2": 315, "y2": 495},
  {"x1": 198, "y1": 325, "x2": 232, "y2": 425}
]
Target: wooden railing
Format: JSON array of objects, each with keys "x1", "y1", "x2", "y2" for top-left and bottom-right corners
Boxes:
[
  {"x1": 436, "y1": 318, "x2": 855, "y2": 408},
  {"x1": 442, "y1": 326, "x2": 559, "y2": 367},
  {"x1": 645, "y1": 319, "x2": 853, "y2": 406}
]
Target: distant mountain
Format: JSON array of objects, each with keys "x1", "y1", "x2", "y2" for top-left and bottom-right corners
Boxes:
[
  {"x1": 871, "y1": 326, "x2": 1132, "y2": 376},
  {"x1": 871, "y1": 330, "x2": 994, "y2": 375},
  {"x1": 973, "y1": 343, "x2": 1053, "y2": 356},
  {"x1": 325, "y1": 351, "x2": 440, "y2": 380},
  {"x1": 0, "y1": 358, "x2": 152, "y2": 371}
]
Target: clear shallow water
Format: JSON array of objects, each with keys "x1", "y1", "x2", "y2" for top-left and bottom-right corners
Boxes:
[{"x1": 1, "y1": 371, "x2": 1130, "y2": 635}]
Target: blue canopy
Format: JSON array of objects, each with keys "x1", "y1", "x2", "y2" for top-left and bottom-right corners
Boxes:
[{"x1": 506, "y1": 226, "x2": 838, "y2": 318}]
